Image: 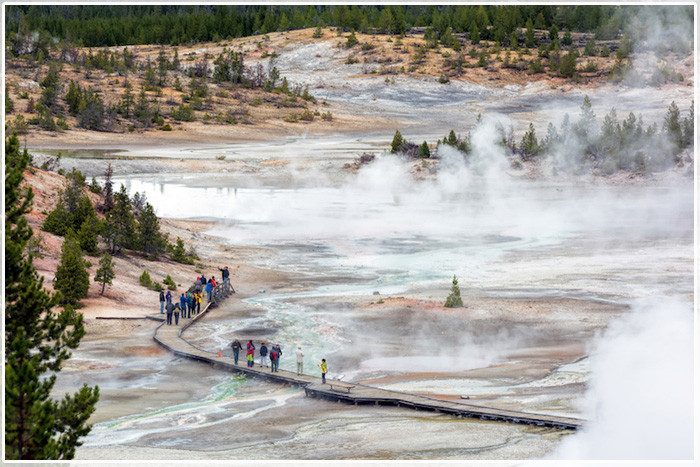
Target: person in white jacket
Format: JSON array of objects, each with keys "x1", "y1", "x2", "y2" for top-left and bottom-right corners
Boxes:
[{"x1": 296, "y1": 346, "x2": 304, "y2": 375}]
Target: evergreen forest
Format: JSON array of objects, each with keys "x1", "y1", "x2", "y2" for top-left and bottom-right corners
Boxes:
[{"x1": 4, "y1": 5, "x2": 693, "y2": 49}]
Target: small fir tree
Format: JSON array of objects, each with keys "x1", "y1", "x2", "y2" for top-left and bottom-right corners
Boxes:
[
  {"x1": 136, "y1": 202, "x2": 168, "y2": 259},
  {"x1": 418, "y1": 141, "x2": 430, "y2": 158},
  {"x1": 94, "y1": 253, "x2": 115, "y2": 295},
  {"x1": 444, "y1": 275, "x2": 464, "y2": 308},
  {"x1": 77, "y1": 211, "x2": 101, "y2": 254},
  {"x1": 54, "y1": 230, "x2": 90, "y2": 306},
  {"x1": 390, "y1": 130, "x2": 405, "y2": 153},
  {"x1": 520, "y1": 123, "x2": 540, "y2": 158},
  {"x1": 170, "y1": 236, "x2": 193, "y2": 264},
  {"x1": 42, "y1": 200, "x2": 72, "y2": 236}
]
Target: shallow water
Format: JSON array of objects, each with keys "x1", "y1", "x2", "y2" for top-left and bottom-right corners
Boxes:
[{"x1": 77, "y1": 162, "x2": 694, "y2": 460}]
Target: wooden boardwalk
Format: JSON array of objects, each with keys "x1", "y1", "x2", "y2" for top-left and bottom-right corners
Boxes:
[{"x1": 152, "y1": 290, "x2": 583, "y2": 431}]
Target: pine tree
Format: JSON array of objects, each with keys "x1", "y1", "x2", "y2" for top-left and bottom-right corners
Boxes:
[
  {"x1": 136, "y1": 202, "x2": 168, "y2": 259},
  {"x1": 681, "y1": 101, "x2": 694, "y2": 149},
  {"x1": 99, "y1": 163, "x2": 114, "y2": 213},
  {"x1": 447, "y1": 129, "x2": 459, "y2": 146},
  {"x1": 469, "y1": 21, "x2": 480, "y2": 44},
  {"x1": 54, "y1": 230, "x2": 90, "y2": 306},
  {"x1": 77, "y1": 210, "x2": 101, "y2": 254},
  {"x1": 520, "y1": 122, "x2": 540, "y2": 158},
  {"x1": 663, "y1": 101, "x2": 682, "y2": 150},
  {"x1": 94, "y1": 253, "x2": 115, "y2": 295},
  {"x1": 559, "y1": 48, "x2": 577, "y2": 78},
  {"x1": 444, "y1": 275, "x2": 464, "y2": 308},
  {"x1": 418, "y1": 141, "x2": 430, "y2": 158},
  {"x1": 42, "y1": 200, "x2": 72, "y2": 236},
  {"x1": 5, "y1": 134, "x2": 99, "y2": 459},
  {"x1": 101, "y1": 185, "x2": 136, "y2": 255},
  {"x1": 120, "y1": 78, "x2": 134, "y2": 118},
  {"x1": 170, "y1": 236, "x2": 193, "y2": 264},
  {"x1": 525, "y1": 18, "x2": 536, "y2": 48},
  {"x1": 391, "y1": 130, "x2": 405, "y2": 153},
  {"x1": 575, "y1": 95, "x2": 597, "y2": 142}
]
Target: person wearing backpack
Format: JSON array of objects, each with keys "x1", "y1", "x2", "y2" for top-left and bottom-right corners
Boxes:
[{"x1": 269, "y1": 348, "x2": 278, "y2": 372}]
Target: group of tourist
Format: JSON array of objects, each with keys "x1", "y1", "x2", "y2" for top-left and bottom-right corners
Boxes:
[
  {"x1": 162, "y1": 289, "x2": 204, "y2": 325},
  {"x1": 230, "y1": 340, "x2": 285, "y2": 371},
  {"x1": 159, "y1": 266, "x2": 235, "y2": 326},
  {"x1": 156, "y1": 266, "x2": 330, "y2": 382},
  {"x1": 229, "y1": 340, "x2": 325, "y2": 380}
]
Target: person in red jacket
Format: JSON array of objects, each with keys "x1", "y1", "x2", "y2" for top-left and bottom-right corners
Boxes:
[{"x1": 246, "y1": 340, "x2": 255, "y2": 368}]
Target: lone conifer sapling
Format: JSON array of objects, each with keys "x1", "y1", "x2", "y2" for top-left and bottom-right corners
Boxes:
[{"x1": 444, "y1": 274, "x2": 464, "y2": 308}]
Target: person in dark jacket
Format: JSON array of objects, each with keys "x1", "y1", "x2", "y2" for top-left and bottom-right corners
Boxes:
[
  {"x1": 165, "y1": 301, "x2": 178, "y2": 325},
  {"x1": 269, "y1": 347, "x2": 278, "y2": 372},
  {"x1": 159, "y1": 288, "x2": 165, "y2": 314},
  {"x1": 179, "y1": 293, "x2": 187, "y2": 318},
  {"x1": 259, "y1": 342, "x2": 268, "y2": 367},
  {"x1": 231, "y1": 339, "x2": 243, "y2": 364},
  {"x1": 187, "y1": 292, "x2": 194, "y2": 319}
]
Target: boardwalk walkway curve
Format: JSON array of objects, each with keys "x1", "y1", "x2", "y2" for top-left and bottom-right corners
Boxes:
[{"x1": 152, "y1": 281, "x2": 583, "y2": 431}]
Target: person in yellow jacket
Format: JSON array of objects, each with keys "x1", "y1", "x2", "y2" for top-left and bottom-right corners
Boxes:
[
  {"x1": 195, "y1": 291, "x2": 202, "y2": 314},
  {"x1": 318, "y1": 358, "x2": 327, "y2": 384}
]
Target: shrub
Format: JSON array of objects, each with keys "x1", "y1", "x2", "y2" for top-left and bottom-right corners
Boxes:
[
  {"x1": 163, "y1": 274, "x2": 176, "y2": 291},
  {"x1": 300, "y1": 108, "x2": 314, "y2": 121},
  {"x1": 159, "y1": 124, "x2": 172, "y2": 131},
  {"x1": 284, "y1": 113, "x2": 299, "y2": 123},
  {"x1": 139, "y1": 270, "x2": 152, "y2": 287},
  {"x1": 529, "y1": 59, "x2": 545, "y2": 74},
  {"x1": 345, "y1": 32, "x2": 359, "y2": 48},
  {"x1": 170, "y1": 103, "x2": 195, "y2": 121},
  {"x1": 438, "y1": 74, "x2": 450, "y2": 84},
  {"x1": 12, "y1": 114, "x2": 29, "y2": 135},
  {"x1": 582, "y1": 61, "x2": 598, "y2": 73}
]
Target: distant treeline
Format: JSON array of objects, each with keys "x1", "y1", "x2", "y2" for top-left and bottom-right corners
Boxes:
[{"x1": 5, "y1": 4, "x2": 693, "y2": 48}]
